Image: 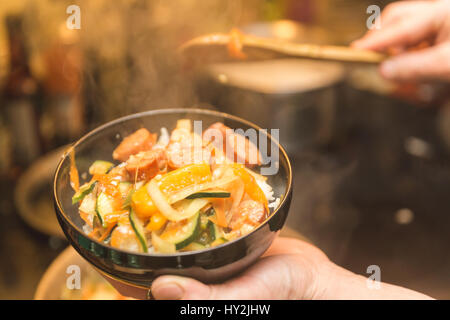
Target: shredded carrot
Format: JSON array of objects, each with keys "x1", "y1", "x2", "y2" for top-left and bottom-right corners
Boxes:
[
  {"x1": 211, "y1": 198, "x2": 228, "y2": 227},
  {"x1": 98, "y1": 224, "x2": 116, "y2": 242},
  {"x1": 227, "y1": 28, "x2": 247, "y2": 60},
  {"x1": 80, "y1": 211, "x2": 93, "y2": 228},
  {"x1": 69, "y1": 147, "x2": 80, "y2": 192},
  {"x1": 88, "y1": 228, "x2": 101, "y2": 239}
]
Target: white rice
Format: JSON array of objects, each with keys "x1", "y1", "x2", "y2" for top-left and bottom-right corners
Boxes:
[{"x1": 256, "y1": 178, "x2": 280, "y2": 210}]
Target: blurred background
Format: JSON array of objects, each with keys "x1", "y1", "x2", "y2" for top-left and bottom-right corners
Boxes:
[{"x1": 0, "y1": 0, "x2": 449, "y2": 299}]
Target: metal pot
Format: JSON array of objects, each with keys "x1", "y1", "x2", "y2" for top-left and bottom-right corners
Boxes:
[
  {"x1": 195, "y1": 20, "x2": 345, "y2": 154},
  {"x1": 196, "y1": 58, "x2": 344, "y2": 154}
]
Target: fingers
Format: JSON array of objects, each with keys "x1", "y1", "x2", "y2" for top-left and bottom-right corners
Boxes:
[
  {"x1": 151, "y1": 257, "x2": 293, "y2": 300},
  {"x1": 379, "y1": 42, "x2": 450, "y2": 81},
  {"x1": 352, "y1": 1, "x2": 442, "y2": 51},
  {"x1": 151, "y1": 275, "x2": 273, "y2": 300},
  {"x1": 151, "y1": 237, "x2": 331, "y2": 300}
]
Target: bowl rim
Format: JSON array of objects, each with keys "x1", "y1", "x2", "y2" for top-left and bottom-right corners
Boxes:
[{"x1": 54, "y1": 108, "x2": 292, "y2": 258}]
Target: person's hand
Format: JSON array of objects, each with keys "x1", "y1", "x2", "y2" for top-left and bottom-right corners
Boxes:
[
  {"x1": 352, "y1": 0, "x2": 450, "y2": 81},
  {"x1": 150, "y1": 237, "x2": 433, "y2": 300}
]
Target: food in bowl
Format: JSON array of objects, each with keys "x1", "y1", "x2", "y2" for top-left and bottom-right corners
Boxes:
[{"x1": 70, "y1": 119, "x2": 279, "y2": 254}]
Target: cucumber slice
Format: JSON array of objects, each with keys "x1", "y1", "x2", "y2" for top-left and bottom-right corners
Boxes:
[
  {"x1": 72, "y1": 181, "x2": 97, "y2": 204},
  {"x1": 152, "y1": 233, "x2": 176, "y2": 253},
  {"x1": 102, "y1": 225, "x2": 117, "y2": 244},
  {"x1": 200, "y1": 215, "x2": 210, "y2": 230},
  {"x1": 129, "y1": 209, "x2": 148, "y2": 253},
  {"x1": 181, "y1": 242, "x2": 206, "y2": 252},
  {"x1": 79, "y1": 191, "x2": 97, "y2": 215},
  {"x1": 186, "y1": 190, "x2": 231, "y2": 199},
  {"x1": 95, "y1": 192, "x2": 115, "y2": 227},
  {"x1": 89, "y1": 160, "x2": 114, "y2": 175},
  {"x1": 208, "y1": 220, "x2": 222, "y2": 242},
  {"x1": 160, "y1": 212, "x2": 200, "y2": 250},
  {"x1": 119, "y1": 182, "x2": 134, "y2": 209},
  {"x1": 211, "y1": 237, "x2": 228, "y2": 247},
  {"x1": 118, "y1": 182, "x2": 132, "y2": 197}
]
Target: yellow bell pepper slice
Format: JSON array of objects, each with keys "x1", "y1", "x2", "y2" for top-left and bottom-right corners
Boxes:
[
  {"x1": 146, "y1": 212, "x2": 167, "y2": 231},
  {"x1": 132, "y1": 163, "x2": 212, "y2": 219},
  {"x1": 230, "y1": 164, "x2": 268, "y2": 212}
]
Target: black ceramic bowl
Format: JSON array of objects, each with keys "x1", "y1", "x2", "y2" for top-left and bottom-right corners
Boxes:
[{"x1": 54, "y1": 108, "x2": 292, "y2": 291}]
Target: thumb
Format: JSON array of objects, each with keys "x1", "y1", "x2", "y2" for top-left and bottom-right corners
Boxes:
[
  {"x1": 380, "y1": 43, "x2": 450, "y2": 81},
  {"x1": 151, "y1": 274, "x2": 272, "y2": 300},
  {"x1": 151, "y1": 255, "x2": 298, "y2": 300}
]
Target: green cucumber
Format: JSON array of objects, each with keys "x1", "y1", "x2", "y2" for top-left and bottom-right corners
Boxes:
[
  {"x1": 211, "y1": 237, "x2": 228, "y2": 247},
  {"x1": 129, "y1": 209, "x2": 148, "y2": 253},
  {"x1": 89, "y1": 160, "x2": 114, "y2": 175},
  {"x1": 72, "y1": 181, "x2": 97, "y2": 204},
  {"x1": 160, "y1": 212, "x2": 201, "y2": 250},
  {"x1": 119, "y1": 182, "x2": 134, "y2": 209},
  {"x1": 186, "y1": 191, "x2": 231, "y2": 199},
  {"x1": 208, "y1": 220, "x2": 222, "y2": 242},
  {"x1": 95, "y1": 192, "x2": 115, "y2": 227},
  {"x1": 152, "y1": 233, "x2": 176, "y2": 253},
  {"x1": 200, "y1": 215, "x2": 210, "y2": 230},
  {"x1": 181, "y1": 242, "x2": 206, "y2": 252},
  {"x1": 78, "y1": 192, "x2": 97, "y2": 215},
  {"x1": 118, "y1": 182, "x2": 132, "y2": 197}
]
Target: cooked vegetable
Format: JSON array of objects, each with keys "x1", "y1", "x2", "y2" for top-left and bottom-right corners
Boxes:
[
  {"x1": 72, "y1": 181, "x2": 97, "y2": 204},
  {"x1": 159, "y1": 212, "x2": 201, "y2": 250},
  {"x1": 73, "y1": 120, "x2": 276, "y2": 254},
  {"x1": 110, "y1": 216, "x2": 142, "y2": 252},
  {"x1": 69, "y1": 148, "x2": 80, "y2": 192},
  {"x1": 211, "y1": 237, "x2": 228, "y2": 247},
  {"x1": 129, "y1": 209, "x2": 148, "y2": 253},
  {"x1": 89, "y1": 160, "x2": 114, "y2": 175},
  {"x1": 132, "y1": 163, "x2": 212, "y2": 219},
  {"x1": 181, "y1": 242, "x2": 206, "y2": 252},
  {"x1": 146, "y1": 212, "x2": 167, "y2": 231},
  {"x1": 230, "y1": 164, "x2": 268, "y2": 211},
  {"x1": 96, "y1": 192, "x2": 116, "y2": 227},
  {"x1": 147, "y1": 179, "x2": 209, "y2": 222},
  {"x1": 208, "y1": 220, "x2": 223, "y2": 242},
  {"x1": 186, "y1": 190, "x2": 231, "y2": 199},
  {"x1": 168, "y1": 174, "x2": 238, "y2": 204},
  {"x1": 79, "y1": 192, "x2": 97, "y2": 214},
  {"x1": 151, "y1": 233, "x2": 176, "y2": 253}
]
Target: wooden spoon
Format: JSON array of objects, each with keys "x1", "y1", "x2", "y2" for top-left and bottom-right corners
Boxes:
[{"x1": 179, "y1": 32, "x2": 387, "y2": 64}]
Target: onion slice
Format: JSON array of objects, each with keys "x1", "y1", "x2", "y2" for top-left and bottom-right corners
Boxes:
[
  {"x1": 167, "y1": 175, "x2": 238, "y2": 204},
  {"x1": 147, "y1": 179, "x2": 208, "y2": 222}
]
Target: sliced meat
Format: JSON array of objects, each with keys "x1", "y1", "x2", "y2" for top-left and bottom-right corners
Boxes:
[
  {"x1": 166, "y1": 140, "x2": 211, "y2": 169},
  {"x1": 125, "y1": 149, "x2": 167, "y2": 181},
  {"x1": 229, "y1": 199, "x2": 266, "y2": 231},
  {"x1": 113, "y1": 128, "x2": 157, "y2": 162},
  {"x1": 108, "y1": 163, "x2": 131, "y2": 181},
  {"x1": 203, "y1": 122, "x2": 262, "y2": 167},
  {"x1": 170, "y1": 119, "x2": 191, "y2": 142}
]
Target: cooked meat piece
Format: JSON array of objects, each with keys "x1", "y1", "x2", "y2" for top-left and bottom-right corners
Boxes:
[
  {"x1": 113, "y1": 128, "x2": 157, "y2": 162},
  {"x1": 230, "y1": 199, "x2": 266, "y2": 230},
  {"x1": 166, "y1": 140, "x2": 211, "y2": 169},
  {"x1": 203, "y1": 122, "x2": 262, "y2": 167},
  {"x1": 125, "y1": 149, "x2": 167, "y2": 181}
]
